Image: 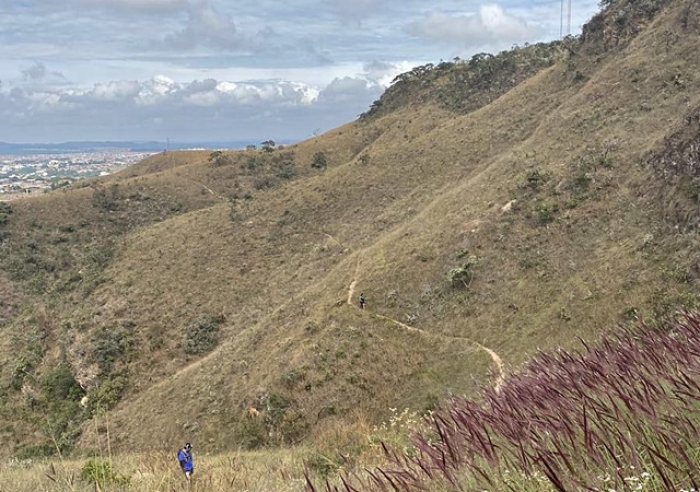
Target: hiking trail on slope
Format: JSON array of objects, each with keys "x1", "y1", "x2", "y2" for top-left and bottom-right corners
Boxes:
[{"x1": 348, "y1": 266, "x2": 505, "y2": 391}]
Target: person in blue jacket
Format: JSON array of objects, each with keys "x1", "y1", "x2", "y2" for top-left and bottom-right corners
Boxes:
[{"x1": 177, "y1": 442, "x2": 194, "y2": 480}]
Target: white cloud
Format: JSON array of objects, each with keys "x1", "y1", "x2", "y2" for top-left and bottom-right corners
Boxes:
[
  {"x1": 0, "y1": 0, "x2": 604, "y2": 142},
  {"x1": 89, "y1": 80, "x2": 142, "y2": 101},
  {"x1": 148, "y1": 75, "x2": 180, "y2": 95},
  {"x1": 406, "y1": 4, "x2": 541, "y2": 47},
  {"x1": 0, "y1": 73, "x2": 383, "y2": 141},
  {"x1": 161, "y1": 2, "x2": 248, "y2": 52},
  {"x1": 82, "y1": 0, "x2": 190, "y2": 13},
  {"x1": 362, "y1": 60, "x2": 418, "y2": 87}
]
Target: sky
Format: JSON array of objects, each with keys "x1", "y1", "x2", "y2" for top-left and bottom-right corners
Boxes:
[{"x1": 0, "y1": 0, "x2": 600, "y2": 144}]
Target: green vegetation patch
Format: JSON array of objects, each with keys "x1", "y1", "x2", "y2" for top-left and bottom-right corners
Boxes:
[{"x1": 183, "y1": 314, "x2": 224, "y2": 355}]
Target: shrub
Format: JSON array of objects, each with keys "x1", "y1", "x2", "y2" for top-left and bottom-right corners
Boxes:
[
  {"x1": 277, "y1": 163, "x2": 296, "y2": 179},
  {"x1": 306, "y1": 452, "x2": 340, "y2": 477},
  {"x1": 536, "y1": 202, "x2": 559, "y2": 224},
  {"x1": 311, "y1": 152, "x2": 328, "y2": 170},
  {"x1": 92, "y1": 326, "x2": 133, "y2": 375},
  {"x1": 90, "y1": 374, "x2": 129, "y2": 410},
  {"x1": 183, "y1": 314, "x2": 223, "y2": 355},
  {"x1": 245, "y1": 155, "x2": 260, "y2": 170},
  {"x1": 57, "y1": 223, "x2": 76, "y2": 233},
  {"x1": 0, "y1": 201, "x2": 13, "y2": 225},
  {"x1": 11, "y1": 355, "x2": 35, "y2": 391},
  {"x1": 273, "y1": 151, "x2": 296, "y2": 179},
  {"x1": 15, "y1": 443, "x2": 56, "y2": 459},
  {"x1": 448, "y1": 256, "x2": 480, "y2": 288},
  {"x1": 91, "y1": 185, "x2": 120, "y2": 211},
  {"x1": 41, "y1": 364, "x2": 83, "y2": 402},
  {"x1": 81, "y1": 459, "x2": 130, "y2": 487},
  {"x1": 524, "y1": 169, "x2": 550, "y2": 190},
  {"x1": 209, "y1": 150, "x2": 233, "y2": 166},
  {"x1": 234, "y1": 416, "x2": 268, "y2": 449},
  {"x1": 254, "y1": 176, "x2": 276, "y2": 190}
]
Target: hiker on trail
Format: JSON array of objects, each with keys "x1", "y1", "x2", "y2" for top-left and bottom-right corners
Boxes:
[
  {"x1": 359, "y1": 293, "x2": 366, "y2": 309},
  {"x1": 177, "y1": 442, "x2": 194, "y2": 480}
]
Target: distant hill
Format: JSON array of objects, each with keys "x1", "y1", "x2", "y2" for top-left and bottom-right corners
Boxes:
[
  {"x1": 0, "y1": 0, "x2": 698, "y2": 463},
  {"x1": 0, "y1": 140, "x2": 286, "y2": 155}
]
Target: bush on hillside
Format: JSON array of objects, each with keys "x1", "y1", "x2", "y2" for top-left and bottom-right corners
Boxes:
[
  {"x1": 274, "y1": 151, "x2": 297, "y2": 179},
  {"x1": 311, "y1": 152, "x2": 328, "y2": 170},
  {"x1": 81, "y1": 459, "x2": 130, "y2": 487},
  {"x1": 15, "y1": 443, "x2": 56, "y2": 459},
  {"x1": 38, "y1": 364, "x2": 87, "y2": 455},
  {"x1": 0, "y1": 201, "x2": 12, "y2": 226},
  {"x1": 91, "y1": 185, "x2": 121, "y2": 212},
  {"x1": 360, "y1": 42, "x2": 564, "y2": 120},
  {"x1": 92, "y1": 326, "x2": 134, "y2": 375},
  {"x1": 245, "y1": 155, "x2": 260, "y2": 171},
  {"x1": 41, "y1": 363, "x2": 83, "y2": 402},
  {"x1": 448, "y1": 256, "x2": 480, "y2": 288},
  {"x1": 183, "y1": 314, "x2": 224, "y2": 355},
  {"x1": 208, "y1": 150, "x2": 232, "y2": 167},
  {"x1": 89, "y1": 374, "x2": 129, "y2": 411}
]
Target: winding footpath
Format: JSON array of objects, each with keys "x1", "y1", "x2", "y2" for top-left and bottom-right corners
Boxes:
[{"x1": 347, "y1": 263, "x2": 505, "y2": 392}]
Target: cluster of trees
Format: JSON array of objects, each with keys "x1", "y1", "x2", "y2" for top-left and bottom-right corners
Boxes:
[{"x1": 361, "y1": 42, "x2": 565, "y2": 120}]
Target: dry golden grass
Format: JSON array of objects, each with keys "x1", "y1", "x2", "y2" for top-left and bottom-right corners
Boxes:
[
  {"x1": 0, "y1": 0, "x2": 698, "y2": 469},
  {"x1": 0, "y1": 449, "x2": 310, "y2": 492},
  {"x1": 0, "y1": 408, "x2": 429, "y2": 492}
]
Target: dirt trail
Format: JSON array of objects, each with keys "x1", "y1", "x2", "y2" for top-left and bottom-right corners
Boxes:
[
  {"x1": 348, "y1": 272, "x2": 505, "y2": 391},
  {"x1": 347, "y1": 258, "x2": 361, "y2": 306},
  {"x1": 472, "y1": 343, "x2": 505, "y2": 392},
  {"x1": 178, "y1": 174, "x2": 228, "y2": 201}
]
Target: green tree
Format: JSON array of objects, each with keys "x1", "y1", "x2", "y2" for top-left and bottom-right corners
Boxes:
[
  {"x1": 261, "y1": 140, "x2": 276, "y2": 153},
  {"x1": 311, "y1": 151, "x2": 328, "y2": 170}
]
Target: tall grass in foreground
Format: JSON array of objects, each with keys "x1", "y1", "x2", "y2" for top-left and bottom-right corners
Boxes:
[
  {"x1": 0, "y1": 405, "x2": 415, "y2": 491},
  {"x1": 309, "y1": 313, "x2": 700, "y2": 492},
  {"x1": 0, "y1": 449, "x2": 310, "y2": 491}
]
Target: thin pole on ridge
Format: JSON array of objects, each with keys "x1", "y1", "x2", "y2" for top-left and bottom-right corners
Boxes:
[{"x1": 567, "y1": 0, "x2": 572, "y2": 36}]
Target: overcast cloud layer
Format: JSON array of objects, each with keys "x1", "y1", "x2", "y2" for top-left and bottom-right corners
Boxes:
[{"x1": 0, "y1": 0, "x2": 599, "y2": 144}]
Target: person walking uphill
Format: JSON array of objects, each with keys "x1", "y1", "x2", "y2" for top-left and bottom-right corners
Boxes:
[
  {"x1": 177, "y1": 442, "x2": 194, "y2": 481},
  {"x1": 359, "y1": 293, "x2": 366, "y2": 310}
]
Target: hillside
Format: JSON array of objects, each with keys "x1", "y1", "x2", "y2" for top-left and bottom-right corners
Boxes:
[{"x1": 0, "y1": 0, "x2": 698, "y2": 462}]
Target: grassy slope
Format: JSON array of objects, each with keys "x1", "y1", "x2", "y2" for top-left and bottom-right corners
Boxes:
[{"x1": 0, "y1": 0, "x2": 697, "y2": 461}]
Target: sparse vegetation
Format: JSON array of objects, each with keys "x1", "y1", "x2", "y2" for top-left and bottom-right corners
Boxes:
[
  {"x1": 81, "y1": 458, "x2": 130, "y2": 487},
  {"x1": 92, "y1": 326, "x2": 134, "y2": 375},
  {"x1": 209, "y1": 150, "x2": 232, "y2": 167},
  {"x1": 274, "y1": 151, "x2": 297, "y2": 179},
  {"x1": 183, "y1": 314, "x2": 223, "y2": 355},
  {"x1": 0, "y1": 1, "x2": 696, "y2": 484},
  {"x1": 447, "y1": 255, "x2": 480, "y2": 288},
  {"x1": 0, "y1": 201, "x2": 13, "y2": 225},
  {"x1": 361, "y1": 42, "x2": 565, "y2": 120},
  {"x1": 310, "y1": 151, "x2": 328, "y2": 170}
]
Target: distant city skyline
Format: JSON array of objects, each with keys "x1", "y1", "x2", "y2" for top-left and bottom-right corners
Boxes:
[{"x1": 1, "y1": 1, "x2": 600, "y2": 143}]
